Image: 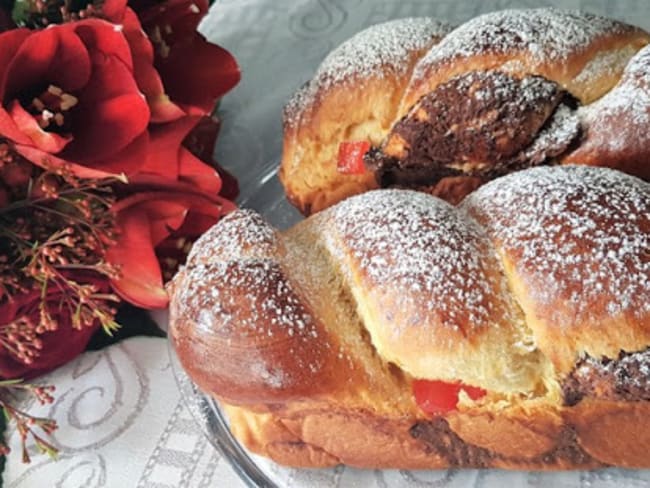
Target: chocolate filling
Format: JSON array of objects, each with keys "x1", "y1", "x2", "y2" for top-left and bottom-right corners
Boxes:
[
  {"x1": 410, "y1": 418, "x2": 494, "y2": 467},
  {"x1": 366, "y1": 70, "x2": 580, "y2": 189},
  {"x1": 563, "y1": 348, "x2": 650, "y2": 406},
  {"x1": 409, "y1": 349, "x2": 650, "y2": 467},
  {"x1": 410, "y1": 417, "x2": 598, "y2": 468}
]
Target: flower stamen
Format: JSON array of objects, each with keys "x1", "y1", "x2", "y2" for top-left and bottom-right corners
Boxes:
[{"x1": 29, "y1": 85, "x2": 78, "y2": 133}]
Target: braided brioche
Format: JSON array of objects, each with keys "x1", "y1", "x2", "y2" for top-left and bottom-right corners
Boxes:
[
  {"x1": 281, "y1": 8, "x2": 650, "y2": 215},
  {"x1": 281, "y1": 17, "x2": 453, "y2": 215},
  {"x1": 169, "y1": 165, "x2": 650, "y2": 469}
]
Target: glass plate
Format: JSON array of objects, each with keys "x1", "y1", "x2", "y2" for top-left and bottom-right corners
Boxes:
[{"x1": 170, "y1": 0, "x2": 650, "y2": 485}]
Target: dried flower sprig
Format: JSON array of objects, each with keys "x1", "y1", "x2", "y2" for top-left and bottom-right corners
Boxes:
[
  {"x1": 0, "y1": 378, "x2": 58, "y2": 462},
  {"x1": 0, "y1": 149, "x2": 124, "y2": 462},
  {"x1": 1, "y1": 157, "x2": 123, "y2": 359}
]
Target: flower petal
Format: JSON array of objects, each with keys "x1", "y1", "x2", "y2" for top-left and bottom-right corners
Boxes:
[
  {"x1": 100, "y1": 0, "x2": 128, "y2": 22},
  {"x1": 182, "y1": 115, "x2": 239, "y2": 198},
  {"x1": 14, "y1": 144, "x2": 121, "y2": 179},
  {"x1": 177, "y1": 146, "x2": 222, "y2": 194},
  {"x1": 122, "y1": 8, "x2": 185, "y2": 123},
  {"x1": 0, "y1": 28, "x2": 31, "y2": 92},
  {"x1": 73, "y1": 19, "x2": 133, "y2": 72},
  {"x1": 62, "y1": 29, "x2": 149, "y2": 162},
  {"x1": 0, "y1": 107, "x2": 35, "y2": 146},
  {"x1": 4, "y1": 25, "x2": 92, "y2": 99},
  {"x1": 158, "y1": 35, "x2": 240, "y2": 114},
  {"x1": 88, "y1": 131, "x2": 149, "y2": 176},
  {"x1": 140, "y1": 115, "x2": 202, "y2": 179},
  {"x1": 0, "y1": 320, "x2": 100, "y2": 380},
  {"x1": 106, "y1": 208, "x2": 168, "y2": 309},
  {"x1": 115, "y1": 194, "x2": 190, "y2": 245},
  {"x1": 64, "y1": 91, "x2": 149, "y2": 162},
  {"x1": 8, "y1": 100, "x2": 72, "y2": 153},
  {"x1": 173, "y1": 198, "x2": 236, "y2": 237}
]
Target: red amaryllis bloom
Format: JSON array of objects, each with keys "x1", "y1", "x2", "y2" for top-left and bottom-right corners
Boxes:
[
  {"x1": 100, "y1": 0, "x2": 240, "y2": 122},
  {"x1": 0, "y1": 281, "x2": 108, "y2": 379},
  {"x1": 0, "y1": 20, "x2": 150, "y2": 178},
  {"x1": 106, "y1": 116, "x2": 237, "y2": 309},
  {"x1": 131, "y1": 0, "x2": 240, "y2": 117}
]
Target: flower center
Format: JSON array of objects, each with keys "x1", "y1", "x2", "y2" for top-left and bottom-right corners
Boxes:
[{"x1": 27, "y1": 85, "x2": 78, "y2": 134}]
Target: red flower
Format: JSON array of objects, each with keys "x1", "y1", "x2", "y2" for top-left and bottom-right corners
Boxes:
[
  {"x1": 0, "y1": 20, "x2": 150, "y2": 178},
  {"x1": 101, "y1": 0, "x2": 240, "y2": 122},
  {"x1": 130, "y1": 0, "x2": 240, "y2": 117},
  {"x1": 106, "y1": 116, "x2": 237, "y2": 309},
  {"x1": 0, "y1": 280, "x2": 108, "y2": 379}
]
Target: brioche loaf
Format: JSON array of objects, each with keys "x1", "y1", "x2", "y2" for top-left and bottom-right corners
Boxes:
[
  {"x1": 169, "y1": 165, "x2": 650, "y2": 469},
  {"x1": 281, "y1": 8, "x2": 650, "y2": 215},
  {"x1": 280, "y1": 17, "x2": 454, "y2": 215}
]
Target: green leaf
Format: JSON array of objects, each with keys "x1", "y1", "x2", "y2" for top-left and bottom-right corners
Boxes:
[{"x1": 10, "y1": 0, "x2": 28, "y2": 27}]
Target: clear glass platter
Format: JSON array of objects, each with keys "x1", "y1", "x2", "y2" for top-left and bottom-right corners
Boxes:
[{"x1": 169, "y1": 0, "x2": 650, "y2": 485}]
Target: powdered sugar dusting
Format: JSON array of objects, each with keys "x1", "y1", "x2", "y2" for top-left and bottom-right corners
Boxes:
[
  {"x1": 414, "y1": 8, "x2": 636, "y2": 82},
  {"x1": 581, "y1": 348, "x2": 650, "y2": 394},
  {"x1": 175, "y1": 259, "x2": 325, "y2": 389},
  {"x1": 573, "y1": 44, "x2": 639, "y2": 86},
  {"x1": 328, "y1": 189, "x2": 504, "y2": 332},
  {"x1": 284, "y1": 17, "x2": 452, "y2": 126},
  {"x1": 175, "y1": 210, "x2": 327, "y2": 391},
  {"x1": 186, "y1": 209, "x2": 280, "y2": 266},
  {"x1": 566, "y1": 348, "x2": 650, "y2": 402},
  {"x1": 520, "y1": 104, "x2": 580, "y2": 163},
  {"x1": 578, "y1": 44, "x2": 650, "y2": 152},
  {"x1": 463, "y1": 165, "x2": 650, "y2": 319},
  {"x1": 466, "y1": 70, "x2": 558, "y2": 103}
]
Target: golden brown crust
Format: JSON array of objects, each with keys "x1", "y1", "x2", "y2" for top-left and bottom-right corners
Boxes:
[
  {"x1": 223, "y1": 399, "x2": 649, "y2": 469},
  {"x1": 402, "y1": 9, "x2": 649, "y2": 112},
  {"x1": 563, "y1": 44, "x2": 650, "y2": 181},
  {"x1": 280, "y1": 9, "x2": 650, "y2": 215},
  {"x1": 280, "y1": 18, "x2": 453, "y2": 215},
  {"x1": 567, "y1": 400, "x2": 650, "y2": 467},
  {"x1": 324, "y1": 189, "x2": 546, "y2": 394},
  {"x1": 462, "y1": 166, "x2": 650, "y2": 375},
  {"x1": 169, "y1": 165, "x2": 650, "y2": 469}
]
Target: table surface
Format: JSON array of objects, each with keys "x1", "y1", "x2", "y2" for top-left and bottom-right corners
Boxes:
[{"x1": 5, "y1": 1, "x2": 650, "y2": 487}]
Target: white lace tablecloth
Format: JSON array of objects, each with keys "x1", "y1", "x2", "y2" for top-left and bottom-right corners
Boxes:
[
  {"x1": 4, "y1": 336, "x2": 246, "y2": 488},
  {"x1": 5, "y1": 0, "x2": 650, "y2": 486}
]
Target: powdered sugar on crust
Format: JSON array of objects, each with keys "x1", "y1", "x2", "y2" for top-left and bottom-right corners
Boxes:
[
  {"x1": 581, "y1": 348, "x2": 650, "y2": 395},
  {"x1": 178, "y1": 260, "x2": 317, "y2": 341},
  {"x1": 578, "y1": 44, "x2": 650, "y2": 152},
  {"x1": 413, "y1": 8, "x2": 636, "y2": 82},
  {"x1": 572, "y1": 44, "x2": 639, "y2": 86},
  {"x1": 175, "y1": 210, "x2": 329, "y2": 391},
  {"x1": 175, "y1": 259, "x2": 326, "y2": 389},
  {"x1": 284, "y1": 17, "x2": 452, "y2": 127},
  {"x1": 520, "y1": 104, "x2": 580, "y2": 164},
  {"x1": 463, "y1": 165, "x2": 650, "y2": 319},
  {"x1": 328, "y1": 189, "x2": 506, "y2": 333},
  {"x1": 186, "y1": 209, "x2": 280, "y2": 266}
]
